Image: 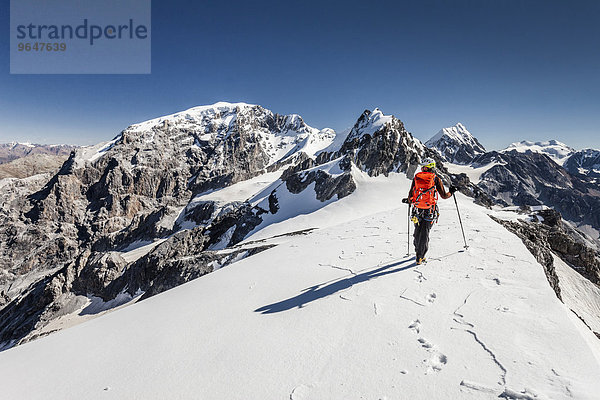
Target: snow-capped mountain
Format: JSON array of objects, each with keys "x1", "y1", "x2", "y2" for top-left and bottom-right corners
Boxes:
[
  {"x1": 500, "y1": 140, "x2": 575, "y2": 165},
  {"x1": 563, "y1": 148, "x2": 600, "y2": 179},
  {"x1": 425, "y1": 123, "x2": 486, "y2": 164}
]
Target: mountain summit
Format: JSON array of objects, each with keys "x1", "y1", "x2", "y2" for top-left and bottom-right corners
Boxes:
[{"x1": 425, "y1": 123, "x2": 486, "y2": 164}]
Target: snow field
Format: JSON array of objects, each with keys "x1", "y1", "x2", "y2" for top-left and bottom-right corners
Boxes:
[{"x1": 0, "y1": 173, "x2": 599, "y2": 399}]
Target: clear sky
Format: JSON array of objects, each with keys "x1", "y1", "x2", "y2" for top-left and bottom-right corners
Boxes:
[{"x1": 1, "y1": 0, "x2": 599, "y2": 150}]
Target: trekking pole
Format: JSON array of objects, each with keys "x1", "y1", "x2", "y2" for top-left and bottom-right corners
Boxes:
[
  {"x1": 453, "y1": 193, "x2": 468, "y2": 249},
  {"x1": 402, "y1": 198, "x2": 411, "y2": 256},
  {"x1": 407, "y1": 203, "x2": 411, "y2": 256}
]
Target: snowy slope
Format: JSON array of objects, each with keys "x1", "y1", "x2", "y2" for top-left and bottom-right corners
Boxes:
[
  {"x1": 554, "y1": 254, "x2": 600, "y2": 335},
  {"x1": 1, "y1": 172, "x2": 599, "y2": 400},
  {"x1": 501, "y1": 140, "x2": 574, "y2": 165}
]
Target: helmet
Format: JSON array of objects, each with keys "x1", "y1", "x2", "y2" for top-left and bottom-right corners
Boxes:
[{"x1": 421, "y1": 157, "x2": 436, "y2": 170}]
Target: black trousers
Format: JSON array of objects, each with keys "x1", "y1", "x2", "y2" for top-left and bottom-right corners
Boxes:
[{"x1": 413, "y1": 212, "x2": 434, "y2": 260}]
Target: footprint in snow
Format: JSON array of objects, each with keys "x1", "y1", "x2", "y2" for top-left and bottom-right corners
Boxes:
[
  {"x1": 408, "y1": 319, "x2": 421, "y2": 334},
  {"x1": 418, "y1": 337, "x2": 433, "y2": 349},
  {"x1": 426, "y1": 293, "x2": 437, "y2": 303},
  {"x1": 425, "y1": 352, "x2": 448, "y2": 374}
]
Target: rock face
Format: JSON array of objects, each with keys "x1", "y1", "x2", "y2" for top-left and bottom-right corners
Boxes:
[
  {"x1": 334, "y1": 108, "x2": 425, "y2": 175},
  {"x1": 425, "y1": 123, "x2": 486, "y2": 164},
  {"x1": 0, "y1": 104, "x2": 439, "y2": 350},
  {"x1": 564, "y1": 148, "x2": 600, "y2": 179},
  {"x1": 0, "y1": 102, "x2": 339, "y2": 348}
]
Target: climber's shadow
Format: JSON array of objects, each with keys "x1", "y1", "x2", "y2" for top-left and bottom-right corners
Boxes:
[{"x1": 254, "y1": 258, "x2": 416, "y2": 314}]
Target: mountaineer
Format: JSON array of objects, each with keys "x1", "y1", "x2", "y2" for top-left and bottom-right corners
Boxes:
[{"x1": 403, "y1": 157, "x2": 457, "y2": 264}]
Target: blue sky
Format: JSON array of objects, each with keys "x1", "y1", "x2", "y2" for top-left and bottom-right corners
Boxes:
[{"x1": 1, "y1": 0, "x2": 599, "y2": 150}]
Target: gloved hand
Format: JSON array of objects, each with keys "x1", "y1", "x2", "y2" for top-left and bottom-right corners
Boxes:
[
  {"x1": 401, "y1": 198, "x2": 410, "y2": 204},
  {"x1": 449, "y1": 185, "x2": 458, "y2": 194}
]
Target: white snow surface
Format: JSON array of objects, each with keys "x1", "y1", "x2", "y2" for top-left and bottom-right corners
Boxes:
[
  {"x1": 117, "y1": 239, "x2": 168, "y2": 263},
  {"x1": 127, "y1": 102, "x2": 256, "y2": 133},
  {"x1": 443, "y1": 161, "x2": 504, "y2": 184},
  {"x1": 1, "y1": 173, "x2": 599, "y2": 399},
  {"x1": 554, "y1": 254, "x2": 600, "y2": 335},
  {"x1": 501, "y1": 140, "x2": 575, "y2": 165}
]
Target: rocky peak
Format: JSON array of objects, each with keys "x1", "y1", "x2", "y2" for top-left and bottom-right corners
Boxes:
[
  {"x1": 344, "y1": 108, "x2": 393, "y2": 141},
  {"x1": 425, "y1": 123, "x2": 486, "y2": 164},
  {"x1": 332, "y1": 108, "x2": 425, "y2": 177}
]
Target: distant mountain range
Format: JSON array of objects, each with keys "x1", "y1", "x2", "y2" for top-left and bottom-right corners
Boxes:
[
  {"x1": 0, "y1": 142, "x2": 76, "y2": 164},
  {"x1": 0, "y1": 143, "x2": 78, "y2": 180},
  {"x1": 426, "y1": 125, "x2": 600, "y2": 180}
]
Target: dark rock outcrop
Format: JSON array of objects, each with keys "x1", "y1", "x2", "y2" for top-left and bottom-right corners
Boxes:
[
  {"x1": 336, "y1": 109, "x2": 423, "y2": 176},
  {"x1": 283, "y1": 163, "x2": 356, "y2": 202}
]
